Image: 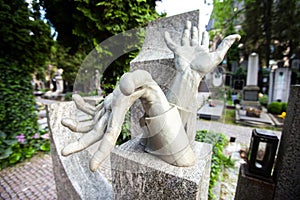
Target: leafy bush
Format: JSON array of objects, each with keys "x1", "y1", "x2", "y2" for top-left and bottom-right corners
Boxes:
[
  {"x1": 259, "y1": 95, "x2": 268, "y2": 107},
  {"x1": 64, "y1": 92, "x2": 73, "y2": 101},
  {"x1": 0, "y1": 130, "x2": 50, "y2": 169},
  {"x1": 0, "y1": 65, "x2": 50, "y2": 169},
  {"x1": 196, "y1": 130, "x2": 234, "y2": 200},
  {"x1": 267, "y1": 102, "x2": 283, "y2": 114},
  {"x1": 282, "y1": 102, "x2": 288, "y2": 112},
  {"x1": 116, "y1": 111, "x2": 131, "y2": 145}
]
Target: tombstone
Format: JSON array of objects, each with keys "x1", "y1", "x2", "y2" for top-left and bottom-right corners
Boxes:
[
  {"x1": 48, "y1": 10, "x2": 213, "y2": 200},
  {"x1": 273, "y1": 85, "x2": 300, "y2": 199},
  {"x1": 235, "y1": 85, "x2": 300, "y2": 200},
  {"x1": 242, "y1": 53, "x2": 260, "y2": 108},
  {"x1": 268, "y1": 67, "x2": 291, "y2": 103}
]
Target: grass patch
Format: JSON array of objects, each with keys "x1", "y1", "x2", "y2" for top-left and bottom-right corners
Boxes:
[{"x1": 223, "y1": 109, "x2": 236, "y2": 125}]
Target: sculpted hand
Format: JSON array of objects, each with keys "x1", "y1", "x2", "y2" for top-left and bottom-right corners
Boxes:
[
  {"x1": 164, "y1": 21, "x2": 241, "y2": 74},
  {"x1": 61, "y1": 70, "x2": 194, "y2": 171},
  {"x1": 61, "y1": 72, "x2": 148, "y2": 171}
]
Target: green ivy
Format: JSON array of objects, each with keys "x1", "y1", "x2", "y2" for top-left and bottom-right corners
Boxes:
[
  {"x1": 0, "y1": 129, "x2": 50, "y2": 169},
  {"x1": 196, "y1": 130, "x2": 234, "y2": 200},
  {"x1": 0, "y1": 64, "x2": 50, "y2": 169},
  {"x1": 259, "y1": 94, "x2": 269, "y2": 107}
]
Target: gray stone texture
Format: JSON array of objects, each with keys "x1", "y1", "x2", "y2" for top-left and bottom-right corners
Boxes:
[
  {"x1": 130, "y1": 10, "x2": 200, "y2": 139},
  {"x1": 197, "y1": 100, "x2": 224, "y2": 120},
  {"x1": 273, "y1": 85, "x2": 300, "y2": 200},
  {"x1": 47, "y1": 102, "x2": 113, "y2": 200},
  {"x1": 234, "y1": 164, "x2": 275, "y2": 200},
  {"x1": 111, "y1": 137, "x2": 212, "y2": 199}
]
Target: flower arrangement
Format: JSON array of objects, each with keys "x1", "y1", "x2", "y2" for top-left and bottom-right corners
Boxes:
[{"x1": 246, "y1": 107, "x2": 261, "y2": 118}]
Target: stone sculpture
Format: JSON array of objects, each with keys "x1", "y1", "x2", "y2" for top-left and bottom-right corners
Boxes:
[{"x1": 61, "y1": 21, "x2": 241, "y2": 171}]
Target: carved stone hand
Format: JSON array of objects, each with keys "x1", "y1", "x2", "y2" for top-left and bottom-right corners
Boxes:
[{"x1": 61, "y1": 70, "x2": 195, "y2": 171}]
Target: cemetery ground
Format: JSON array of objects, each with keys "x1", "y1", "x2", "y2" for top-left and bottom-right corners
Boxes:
[{"x1": 0, "y1": 97, "x2": 282, "y2": 199}]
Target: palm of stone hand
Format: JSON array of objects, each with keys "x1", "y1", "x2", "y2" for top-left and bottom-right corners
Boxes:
[{"x1": 165, "y1": 21, "x2": 241, "y2": 75}]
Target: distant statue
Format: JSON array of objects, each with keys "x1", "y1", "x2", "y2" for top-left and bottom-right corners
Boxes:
[
  {"x1": 45, "y1": 68, "x2": 64, "y2": 98},
  {"x1": 61, "y1": 21, "x2": 241, "y2": 171}
]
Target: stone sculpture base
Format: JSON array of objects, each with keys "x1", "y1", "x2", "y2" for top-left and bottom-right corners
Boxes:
[
  {"x1": 111, "y1": 137, "x2": 212, "y2": 199},
  {"x1": 47, "y1": 102, "x2": 113, "y2": 200},
  {"x1": 235, "y1": 164, "x2": 275, "y2": 200}
]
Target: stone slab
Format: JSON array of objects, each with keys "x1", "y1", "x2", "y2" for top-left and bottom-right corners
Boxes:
[
  {"x1": 236, "y1": 110, "x2": 275, "y2": 126},
  {"x1": 47, "y1": 102, "x2": 113, "y2": 200},
  {"x1": 197, "y1": 100, "x2": 224, "y2": 120},
  {"x1": 235, "y1": 164, "x2": 275, "y2": 200},
  {"x1": 111, "y1": 137, "x2": 212, "y2": 200}
]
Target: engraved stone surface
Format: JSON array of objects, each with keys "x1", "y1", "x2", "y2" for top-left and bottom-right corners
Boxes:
[
  {"x1": 47, "y1": 102, "x2": 113, "y2": 200},
  {"x1": 273, "y1": 85, "x2": 300, "y2": 199},
  {"x1": 111, "y1": 137, "x2": 212, "y2": 199}
]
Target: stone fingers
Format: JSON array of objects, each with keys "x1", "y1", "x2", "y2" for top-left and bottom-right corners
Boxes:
[
  {"x1": 191, "y1": 26, "x2": 199, "y2": 46},
  {"x1": 61, "y1": 118, "x2": 95, "y2": 133},
  {"x1": 181, "y1": 21, "x2": 191, "y2": 46},
  {"x1": 61, "y1": 112, "x2": 110, "y2": 157},
  {"x1": 211, "y1": 34, "x2": 241, "y2": 66},
  {"x1": 164, "y1": 32, "x2": 177, "y2": 52},
  {"x1": 73, "y1": 94, "x2": 96, "y2": 116},
  {"x1": 201, "y1": 31, "x2": 209, "y2": 49}
]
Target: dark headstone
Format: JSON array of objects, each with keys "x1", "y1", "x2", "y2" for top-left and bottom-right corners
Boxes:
[{"x1": 273, "y1": 85, "x2": 300, "y2": 200}]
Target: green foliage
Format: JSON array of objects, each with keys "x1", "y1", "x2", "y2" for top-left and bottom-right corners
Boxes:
[
  {"x1": 116, "y1": 111, "x2": 131, "y2": 145},
  {"x1": 0, "y1": 1, "x2": 52, "y2": 169},
  {"x1": 50, "y1": 45, "x2": 85, "y2": 87},
  {"x1": 64, "y1": 92, "x2": 73, "y2": 101},
  {"x1": 267, "y1": 102, "x2": 283, "y2": 114},
  {"x1": 0, "y1": 0, "x2": 53, "y2": 73},
  {"x1": 211, "y1": 0, "x2": 242, "y2": 69},
  {"x1": 241, "y1": 0, "x2": 300, "y2": 67},
  {"x1": 196, "y1": 130, "x2": 234, "y2": 200},
  {"x1": 282, "y1": 102, "x2": 288, "y2": 112},
  {"x1": 42, "y1": 0, "x2": 162, "y2": 94},
  {"x1": 224, "y1": 109, "x2": 236, "y2": 125},
  {"x1": 0, "y1": 129, "x2": 50, "y2": 169},
  {"x1": 259, "y1": 94, "x2": 268, "y2": 107},
  {"x1": 0, "y1": 65, "x2": 39, "y2": 138},
  {"x1": 226, "y1": 87, "x2": 233, "y2": 101}
]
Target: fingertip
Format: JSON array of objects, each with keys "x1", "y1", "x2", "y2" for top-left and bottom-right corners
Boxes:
[
  {"x1": 61, "y1": 146, "x2": 71, "y2": 156},
  {"x1": 61, "y1": 141, "x2": 83, "y2": 156},
  {"x1": 89, "y1": 160, "x2": 100, "y2": 172},
  {"x1": 186, "y1": 21, "x2": 191, "y2": 29},
  {"x1": 61, "y1": 118, "x2": 78, "y2": 132}
]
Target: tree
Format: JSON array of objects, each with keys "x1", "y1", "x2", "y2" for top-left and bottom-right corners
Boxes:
[
  {"x1": 0, "y1": 0, "x2": 53, "y2": 167},
  {"x1": 272, "y1": 0, "x2": 300, "y2": 61},
  {"x1": 42, "y1": 0, "x2": 162, "y2": 93},
  {"x1": 210, "y1": 0, "x2": 243, "y2": 71}
]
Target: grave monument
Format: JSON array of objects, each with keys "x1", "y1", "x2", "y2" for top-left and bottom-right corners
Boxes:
[
  {"x1": 268, "y1": 66, "x2": 291, "y2": 103},
  {"x1": 242, "y1": 53, "x2": 260, "y2": 108},
  {"x1": 47, "y1": 10, "x2": 240, "y2": 199}
]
